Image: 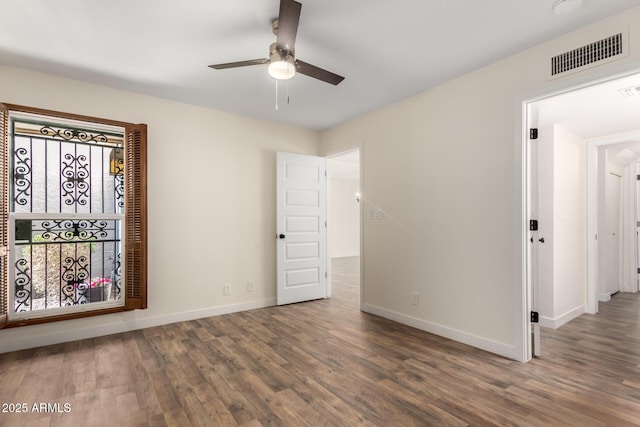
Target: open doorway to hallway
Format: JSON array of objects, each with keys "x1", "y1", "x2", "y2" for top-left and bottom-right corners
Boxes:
[
  {"x1": 327, "y1": 149, "x2": 361, "y2": 307},
  {"x1": 528, "y1": 70, "x2": 640, "y2": 356}
]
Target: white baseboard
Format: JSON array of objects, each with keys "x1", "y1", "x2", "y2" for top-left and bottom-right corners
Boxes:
[
  {"x1": 539, "y1": 305, "x2": 585, "y2": 329},
  {"x1": 330, "y1": 252, "x2": 360, "y2": 259},
  {"x1": 0, "y1": 298, "x2": 276, "y2": 354},
  {"x1": 361, "y1": 303, "x2": 518, "y2": 360}
]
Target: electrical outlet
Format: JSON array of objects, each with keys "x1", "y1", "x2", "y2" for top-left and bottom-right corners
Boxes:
[
  {"x1": 411, "y1": 292, "x2": 419, "y2": 306},
  {"x1": 223, "y1": 283, "x2": 231, "y2": 296},
  {"x1": 247, "y1": 281, "x2": 255, "y2": 292}
]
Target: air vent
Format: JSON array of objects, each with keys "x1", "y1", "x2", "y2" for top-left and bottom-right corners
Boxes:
[
  {"x1": 551, "y1": 33, "x2": 623, "y2": 76},
  {"x1": 618, "y1": 85, "x2": 640, "y2": 98}
]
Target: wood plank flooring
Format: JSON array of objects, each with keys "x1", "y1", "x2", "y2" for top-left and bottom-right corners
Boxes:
[{"x1": 1, "y1": 256, "x2": 640, "y2": 426}]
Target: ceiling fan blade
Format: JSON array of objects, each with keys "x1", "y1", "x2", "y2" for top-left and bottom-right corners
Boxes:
[
  {"x1": 276, "y1": 0, "x2": 302, "y2": 52},
  {"x1": 295, "y1": 60, "x2": 345, "y2": 86},
  {"x1": 208, "y1": 58, "x2": 269, "y2": 70}
]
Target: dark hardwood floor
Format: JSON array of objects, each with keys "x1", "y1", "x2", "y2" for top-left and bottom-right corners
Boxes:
[{"x1": 2, "y1": 256, "x2": 640, "y2": 426}]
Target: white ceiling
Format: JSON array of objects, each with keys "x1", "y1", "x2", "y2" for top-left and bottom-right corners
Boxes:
[
  {"x1": 1, "y1": 0, "x2": 639, "y2": 131},
  {"x1": 537, "y1": 72, "x2": 640, "y2": 140},
  {"x1": 537, "y1": 71, "x2": 640, "y2": 166}
]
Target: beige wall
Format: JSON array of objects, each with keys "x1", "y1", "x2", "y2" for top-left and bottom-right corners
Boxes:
[
  {"x1": 538, "y1": 125, "x2": 555, "y2": 325},
  {"x1": 0, "y1": 66, "x2": 319, "y2": 353},
  {"x1": 537, "y1": 125, "x2": 587, "y2": 328},
  {"x1": 552, "y1": 126, "x2": 587, "y2": 323},
  {"x1": 320, "y1": 7, "x2": 640, "y2": 360},
  {"x1": 328, "y1": 178, "x2": 360, "y2": 258}
]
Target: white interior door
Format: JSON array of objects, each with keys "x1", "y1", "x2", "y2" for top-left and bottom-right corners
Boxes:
[
  {"x1": 636, "y1": 166, "x2": 640, "y2": 289},
  {"x1": 606, "y1": 172, "x2": 622, "y2": 295},
  {"x1": 276, "y1": 152, "x2": 328, "y2": 305},
  {"x1": 527, "y1": 103, "x2": 541, "y2": 358}
]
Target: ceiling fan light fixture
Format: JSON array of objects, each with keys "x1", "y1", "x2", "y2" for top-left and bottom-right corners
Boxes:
[{"x1": 268, "y1": 53, "x2": 296, "y2": 80}]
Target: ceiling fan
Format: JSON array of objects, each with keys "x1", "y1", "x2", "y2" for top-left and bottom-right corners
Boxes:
[{"x1": 208, "y1": 0, "x2": 345, "y2": 86}]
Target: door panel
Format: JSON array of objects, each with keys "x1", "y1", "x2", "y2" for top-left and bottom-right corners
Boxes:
[
  {"x1": 286, "y1": 268, "x2": 320, "y2": 287},
  {"x1": 606, "y1": 172, "x2": 622, "y2": 295},
  {"x1": 528, "y1": 104, "x2": 541, "y2": 358},
  {"x1": 286, "y1": 189, "x2": 320, "y2": 206},
  {"x1": 286, "y1": 242, "x2": 320, "y2": 260},
  {"x1": 277, "y1": 152, "x2": 327, "y2": 305},
  {"x1": 286, "y1": 216, "x2": 319, "y2": 233}
]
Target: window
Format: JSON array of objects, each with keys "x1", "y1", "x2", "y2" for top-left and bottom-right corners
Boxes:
[{"x1": 0, "y1": 104, "x2": 147, "y2": 327}]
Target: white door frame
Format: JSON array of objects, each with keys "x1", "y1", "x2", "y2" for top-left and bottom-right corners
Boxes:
[
  {"x1": 516, "y1": 63, "x2": 640, "y2": 362},
  {"x1": 325, "y1": 146, "x2": 363, "y2": 309}
]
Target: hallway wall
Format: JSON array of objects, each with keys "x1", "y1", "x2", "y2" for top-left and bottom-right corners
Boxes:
[{"x1": 321, "y1": 7, "x2": 640, "y2": 359}]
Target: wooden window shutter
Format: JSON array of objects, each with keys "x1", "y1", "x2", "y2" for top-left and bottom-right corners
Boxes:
[
  {"x1": 124, "y1": 124, "x2": 147, "y2": 310},
  {"x1": 0, "y1": 105, "x2": 8, "y2": 328}
]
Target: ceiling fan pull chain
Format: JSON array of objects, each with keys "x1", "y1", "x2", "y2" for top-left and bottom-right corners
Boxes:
[
  {"x1": 275, "y1": 79, "x2": 279, "y2": 112},
  {"x1": 287, "y1": 79, "x2": 290, "y2": 105}
]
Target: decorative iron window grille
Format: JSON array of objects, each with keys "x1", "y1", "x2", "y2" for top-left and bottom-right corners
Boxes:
[
  {"x1": 11, "y1": 118, "x2": 125, "y2": 214},
  {"x1": 8, "y1": 114, "x2": 125, "y2": 318}
]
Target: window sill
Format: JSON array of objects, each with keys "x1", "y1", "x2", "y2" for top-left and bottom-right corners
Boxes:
[{"x1": 3, "y1": 306, "x2": 126, "y2": 328}]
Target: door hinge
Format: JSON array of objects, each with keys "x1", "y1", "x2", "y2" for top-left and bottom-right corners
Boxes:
[
  {"x1": 529, "y1": 219, "x2": 538, "y2": 231},
  {"x1": 325, "y1": 221, "x2": 327, "y2": 228},
  {"x1": 637, "y1": 174, "x2": 640, "y2": 181},
  {"x1": 531, "y1": 311, "x2": 539, "y2": 323},
  {"x1": 325, "y1": 272, "x2": 328, "y2": 278},
  {"x1": 324, "y1": 170, "x2": 327, "y2": 177},
  {"x1": 530, "y1": 128, "x2": 538, "y2": 140},
  {"x1": 637, "y1": 267, "x2": 640, "y2": 274}
]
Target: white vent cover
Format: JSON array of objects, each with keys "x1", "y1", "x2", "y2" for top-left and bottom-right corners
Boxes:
[
  {"x1": 551, "y1": 33, "x2": 623, "y2": 77},
  {"x1": 618, "y1": 85, "x2": 640, "y2": 98}
]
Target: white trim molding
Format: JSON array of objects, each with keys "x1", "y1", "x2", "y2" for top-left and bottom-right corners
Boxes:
[
  {"x1": 0, "y1": 298, "x2": 276, "y2": 354},
  {"x1": 362, "y1": 303, "x2": 519, "y2": 361},
  {"x1": 539, "y1": 305, "x2": 585, "y2": 329}
]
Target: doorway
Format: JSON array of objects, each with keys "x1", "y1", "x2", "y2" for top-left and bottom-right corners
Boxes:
[
  {"x1": 525, "y1": 70, "x2": 640, "y2": 359},
  {"x1": 327, "y1": 149, "x2": 361, "y2": 307},
  {"x1": 590, "y1": 139, "x2": 640, "y2": 301},
  {"x1": 605, "y1": 169, "x2": 622, "y2": 297}
]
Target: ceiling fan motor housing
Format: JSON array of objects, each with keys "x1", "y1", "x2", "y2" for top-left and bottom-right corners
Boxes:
[{"x1": 269, "y1": 43, "x2": 293, "y2": 62}]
